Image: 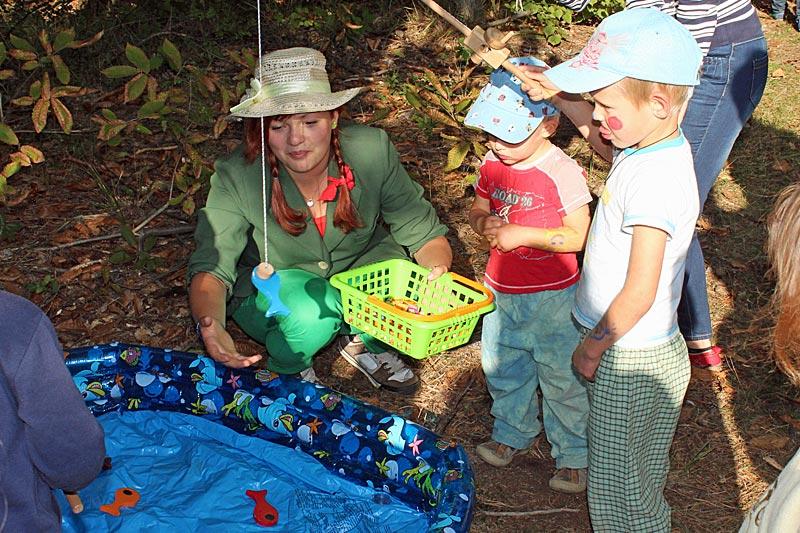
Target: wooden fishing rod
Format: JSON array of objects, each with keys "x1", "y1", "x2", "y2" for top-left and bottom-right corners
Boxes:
[{"x1": 418, "y1": 0, "x2": 541, "y2": 87}]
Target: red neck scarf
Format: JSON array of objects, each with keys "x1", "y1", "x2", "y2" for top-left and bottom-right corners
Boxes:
[{"x1": 318, "y1": 165, "x2": 355, "y2": 202}]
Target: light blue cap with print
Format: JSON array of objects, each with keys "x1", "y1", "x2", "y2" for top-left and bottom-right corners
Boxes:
[
  {"x1": 464, "y1": 57, "x2": 559, "y2": 144},
  {"x1": 544, "y1": 7, "x2": 702, "y2": 94}
]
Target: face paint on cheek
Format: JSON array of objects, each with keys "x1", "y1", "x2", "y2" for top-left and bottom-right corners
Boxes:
[{"x1": 606, "y1": 116, "x2": 623, "y2": 131}]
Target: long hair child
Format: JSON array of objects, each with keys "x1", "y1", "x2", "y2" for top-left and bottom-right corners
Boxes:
[
  {"x1": 740, "y1": 182, "x2": 800, "y2": 531},
  {"x1": 767, "y1": 182, "x2": 800, "y2": 386}
]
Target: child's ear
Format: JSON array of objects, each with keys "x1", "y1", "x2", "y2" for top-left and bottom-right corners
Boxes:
[
  {"x1": 540, "y1": 116, "x2": 560, "y2": 138},
  {"x1": 649, "y1": 91, "x2": 671, "y2": 120}
]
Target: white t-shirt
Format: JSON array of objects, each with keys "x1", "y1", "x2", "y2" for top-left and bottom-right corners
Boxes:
[
  {"x1": 740, "y1": 446, "x2": 800, "y2": 532},
  {"x1": 573, "y1": 134, "x2": 699, "y2": 348}
]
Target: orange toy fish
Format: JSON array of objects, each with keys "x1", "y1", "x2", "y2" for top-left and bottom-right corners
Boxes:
[
  {"x1": 245, "y1": 489, "x2": 278, "y2": 527},
  {"x1": 100, "y1": 487, "x2": 140, "y2": 516}
]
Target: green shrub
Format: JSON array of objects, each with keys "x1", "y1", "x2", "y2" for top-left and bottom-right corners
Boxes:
[{"x1": 575, "y1": 0, "x2": 625, "y2": 23}]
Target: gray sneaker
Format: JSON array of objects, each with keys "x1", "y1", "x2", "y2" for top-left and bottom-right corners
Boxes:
[
  {"x1": 549, "y1": 467, "x2": 587, "y2": 493},
  {"x1": 337, "y1": 335, "x2": 419, "y2": 393},
  {"x1": 298, "y1": 367, "x2": 320, "y2": 384},
  {"x1": 476, "y1": 440, "x2": 526, "y2": 467}
]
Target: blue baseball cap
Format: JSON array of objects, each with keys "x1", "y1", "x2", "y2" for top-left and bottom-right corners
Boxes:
[
  {"x1": 545, "y1": 8, "x2": 702, "y2": 94},
  {"x1": 464, "y1": 57, "x2": 559, "y2": 144}
]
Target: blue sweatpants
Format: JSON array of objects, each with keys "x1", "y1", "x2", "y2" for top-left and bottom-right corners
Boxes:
[{"x1": 481, "y1": 284, "x2": 589, "y2": 469}]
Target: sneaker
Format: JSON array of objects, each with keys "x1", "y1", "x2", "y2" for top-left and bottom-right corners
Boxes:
[
  {"x1": 689, "y1": 345, "x2": 723, "y2": 371},
  {"x1": 337, "y1": 335, "x2": 419, "y2": 394},
  {"x1": 549, "y1": 468, "x2": 587, "y2": 494},
  {"x1": 476, "y1": 440, "x2": 525, "y2": 467},
  {"x1": 298, "y1": 367, "x2": 320, "y2": 384}
]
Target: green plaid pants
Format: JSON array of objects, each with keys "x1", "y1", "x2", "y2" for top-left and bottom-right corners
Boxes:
[{"x1": 583, "y1": 330, "x2": 689, "y2": 532}]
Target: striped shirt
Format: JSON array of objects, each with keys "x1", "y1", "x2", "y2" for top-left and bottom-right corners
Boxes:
[{"x1": 556, "y1": 0, "x2": 762, "y2": 54}]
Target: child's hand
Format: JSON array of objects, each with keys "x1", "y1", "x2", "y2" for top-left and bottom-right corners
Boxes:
[
  {"x1": 477, "y1": 215, "x2": 505, "y2": 234},
  {"x1": 518, "y1": 64, "x2": 560, "y2": 101},
  {"x1": 572, "y1": 342, "x2": 602, "y2": 381},
  {"x1": 485, "y1": 223, "x2": 525, "y2": 252}
]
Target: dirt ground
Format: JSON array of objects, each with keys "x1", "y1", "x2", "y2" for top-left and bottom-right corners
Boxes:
[{"x1": 1, "y1": 3, "x2": 799, "y2": 532}]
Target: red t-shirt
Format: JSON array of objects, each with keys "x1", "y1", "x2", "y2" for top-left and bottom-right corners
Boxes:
[{"x1": 475, "y1": 144, "x2": 591, "y2": 294}]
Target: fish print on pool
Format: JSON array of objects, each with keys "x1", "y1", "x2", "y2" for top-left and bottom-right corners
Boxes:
[{"x1": 65, "y1": 343, "x2": 475, "y2": 532}]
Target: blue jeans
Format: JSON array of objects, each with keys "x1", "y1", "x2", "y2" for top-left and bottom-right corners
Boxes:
[
  {"x1": 481, "y1": 284, "x2": 589, "y2": 468},
  {"x1": 771, "y1": 0, "x2": 800, "y2": 29},
  {"x1": 677, "y1": 36, "x2": 769, "y2": 342}
]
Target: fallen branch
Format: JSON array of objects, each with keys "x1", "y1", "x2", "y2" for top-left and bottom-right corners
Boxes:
[
  {"x1": 132, "y1": 201, "x2": 171, "y2": 234},
  {"x1": 136, "y1": 225, "x2": 194, "y2": 251},
  {"x1": 41, "y1": 232, "x2": 122, "y2": 251},
  {"x1": 434, "y1": 369, "x2": 477, "y2": 434},
  {"x1": 36, "y1": 225, "x2": 194, "y2": 252},
  {"x1": 134, "y1": 145, "x2": 179, "y2": 155},
  {"x1": 479, "y1": 508, "x2": 581, "y2": 516}
]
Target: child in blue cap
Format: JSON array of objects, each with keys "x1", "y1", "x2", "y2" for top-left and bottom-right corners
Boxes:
[
  {"x1": 520, "y1": 8, "x2": 702, "y2": 531},
  {"x1": 464, "y1": 57, "x2": 592, "y2": 494}
]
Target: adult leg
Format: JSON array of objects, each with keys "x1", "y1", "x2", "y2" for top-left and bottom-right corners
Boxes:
[
  {"x1": 586, "y1": 333, "x2": 691, "y2": 532},
  {"x1": 678, "y1": 38, "x2": 769, "y2": 358},
  {"x1": 770, "y1": 0, "x2": 786, "y2": 20},
  {"x1": 233, "y1": 269, "x2": 343, "y2": 374}
]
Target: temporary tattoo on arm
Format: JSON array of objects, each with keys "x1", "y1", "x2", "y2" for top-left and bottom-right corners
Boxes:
[
  {"x1": 589, "y1": 323, "x2": 613, "y2": 341},
  {"x1": 545, "y1": 229, "x2": 566, "y2": 249}
]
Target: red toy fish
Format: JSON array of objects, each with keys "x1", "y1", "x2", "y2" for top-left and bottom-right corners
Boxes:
[
  {"x1": 100, "y1": 487, "x2": 140, "y2": 516},
  {"x1": 245, "y1": 489, "x2": 278, "y2": 527}
]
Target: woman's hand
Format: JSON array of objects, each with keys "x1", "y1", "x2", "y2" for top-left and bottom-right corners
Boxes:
[
  {"x1": 413, "y1": 235, "x2": 453, "y2": 281},
  {"x1": 197, "y1": 315, "x2": 263, "y2": 368},
  {"x1": 427, "y1": 264, "x2": 449, "y2": 281}
]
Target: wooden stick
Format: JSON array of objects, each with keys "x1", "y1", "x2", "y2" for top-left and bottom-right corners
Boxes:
[
  {"x1": 480, "y1": 508, "x2": 581, "y2": 516},
  {"x1": 434, "y1": 370, "x2": 477, "y2": 435},
  {"x1": 64, "y1": 491, "x2": 84, "y2": 513},
  {"x1": 418, "y1": 0, "x2": 471, "y2": 36},
  {"x1": 419, "y1": 0, "x2": 557, "y2": 97}
]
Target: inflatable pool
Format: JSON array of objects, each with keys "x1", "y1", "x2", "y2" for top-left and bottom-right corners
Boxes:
[{"x1": 63, "y1": 343, "x2": 475, "y2": 532}]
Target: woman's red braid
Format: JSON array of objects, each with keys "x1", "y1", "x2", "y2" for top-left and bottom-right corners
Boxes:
[{"x1": 330, "y1": 131, "x2": 362, "y2": 233}]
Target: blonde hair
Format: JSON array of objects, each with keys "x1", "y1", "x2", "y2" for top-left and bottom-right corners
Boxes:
[
  {"x1": 618, "y1": 78, "x2": 691, "y2": 108},
  {"x1": 767, "y1": 182, "x2": 800, "y2": 387}
]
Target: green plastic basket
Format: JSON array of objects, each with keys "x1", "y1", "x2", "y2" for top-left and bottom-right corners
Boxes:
[{"x1": 330, "y1": 259, "x2": 495, "y2": 359}]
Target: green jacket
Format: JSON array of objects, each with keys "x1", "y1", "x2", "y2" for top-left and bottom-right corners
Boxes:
[{"x1": 188, "y1": 124, "x2": 448, "y2": 312}]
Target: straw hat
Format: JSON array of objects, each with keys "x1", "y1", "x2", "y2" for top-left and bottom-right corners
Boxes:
[{"x1": 230, "y1": 47, "x2": 363, "y2": 118}]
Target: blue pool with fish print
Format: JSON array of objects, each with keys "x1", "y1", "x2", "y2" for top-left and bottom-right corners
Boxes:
[{"x1": 60, "y1": 343, "x2": 474, "y2": 532}]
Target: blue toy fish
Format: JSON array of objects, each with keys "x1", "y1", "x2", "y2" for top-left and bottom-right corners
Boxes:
[{"x1": 251, "y1": 263, "x2": 290, "y2": 318}]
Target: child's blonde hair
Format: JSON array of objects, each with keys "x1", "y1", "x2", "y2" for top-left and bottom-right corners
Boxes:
[
  {"x1": 767, "y1": 182, "x2": 800, "y2": 387},
  {"x1": 618, "y1": 78, "x2": 692, "y2": 109}
]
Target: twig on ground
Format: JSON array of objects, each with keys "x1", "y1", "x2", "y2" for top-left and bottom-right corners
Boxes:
[
  {"x1": 134, "y1": 145, "x2": 178, "y2": 155},
  {"x1": 136, "y1": 225, "x2": 194, "y2": 251},
  {"x1": 35, "y1": 224, "x2": 193, "y2": 252},
  {"x1": 57, "y1": 259, "x2": 105, "y2": 282},
  {"x1": 13, "y1": 129, "x2": 93, "y2": 134},
  {"x1": 40, "y1": 233, "x2": 123, "y2": 251},
  {"x1": 132, "y1": 201, "x2": 172, "y2": 234},
  {"x1": 434, "y1": 369, "x2": 477, "y2": 434},
  {"x1": 478, "y1": 508, "x2": 581, "y2": 516}
]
